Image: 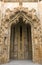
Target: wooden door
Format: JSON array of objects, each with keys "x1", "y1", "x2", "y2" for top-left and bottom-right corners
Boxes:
[{"x1": 10, "y1": 23, "x2": 32, "y2": 60}]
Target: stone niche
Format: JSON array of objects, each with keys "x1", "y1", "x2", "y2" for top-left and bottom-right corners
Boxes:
[{"x1": 0, "y1": 7, "x2": 42, "y2": 64}]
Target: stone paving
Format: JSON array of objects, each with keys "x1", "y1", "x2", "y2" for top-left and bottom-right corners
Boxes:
[{"x1": 1, "y1": 60, "x2": 40, "y2": 65}]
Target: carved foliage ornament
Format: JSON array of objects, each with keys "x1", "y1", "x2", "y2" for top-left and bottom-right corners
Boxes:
[{"x1": 2, "y1": 7, "x2": 39, "y2": 23}]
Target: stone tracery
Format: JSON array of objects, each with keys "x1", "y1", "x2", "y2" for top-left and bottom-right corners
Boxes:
[{"x1": 0, "y1": 7, "x2": 42, "y2": 63}]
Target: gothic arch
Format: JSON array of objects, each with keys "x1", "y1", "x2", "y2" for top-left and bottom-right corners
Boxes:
[{"x1": 0, "y1": 7, "x2": 42, "y2": 63}]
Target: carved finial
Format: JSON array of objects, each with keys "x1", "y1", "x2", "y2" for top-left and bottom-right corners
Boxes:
[{"x1": 19, "y1": 0, "x2": 22, "y2": 7}]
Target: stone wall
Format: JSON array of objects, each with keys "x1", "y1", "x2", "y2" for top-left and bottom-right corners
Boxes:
[
  {"x1": 1, "y1": 0, "x2": 38, "y2": 2},
  {"x1": 0, "y1": 2, "x2": 42, "y2": 64},
  {"x1": 38, "y1": 2, "x2": 42, "y2": 63}
]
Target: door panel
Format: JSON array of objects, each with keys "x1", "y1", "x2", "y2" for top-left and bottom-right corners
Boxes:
[
  {"x1": 13, "y1": 25, "x2": 18, "y2": 59},
  {"x1": 19, "y1": 25, "x2": 24, "y2": 60},
  {"x1": 23, "y1": 24, "x2": 28, "y2": 59},
  {"x1": 17, "y1": 25, "x2": 20, "y2": 60},
  {"x1": 10, "y1": 27, "x2": 14, "y2": 59},
  {"x1": 10, "y1": 23, "x2": 32, "y2": 60},
  {"x1": 27, "y1": 26, "x2": 32, "y2": 60}
]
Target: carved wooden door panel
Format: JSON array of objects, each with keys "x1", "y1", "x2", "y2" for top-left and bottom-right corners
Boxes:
[
  {"x1": 13, "y1": 23, "x2": 29, "y2": 60},
  {"x1": 27, "y1": 25, "x2": 32, "y2": 60},
  {"x1": 13, "y1": 25, "x2": 18, "y2": 59},
  {"x1": 17, "y1": 24, "x2": 20, "y2": 59},
  {"x1": 18, "y1": 24, "x2": 24, "y2": 60},
  {"x1": 22, "y1": 24, "x2": 28, "y2": 59},
  {"x1": 13, "y1": 24, "x2": 21, "y2": 60},
  {"x1": 10, "y1": 23, "x2": 32, "y2": 60},
  {"x1": 10, "y1": 27, "x2": 14, "y2": 59}
]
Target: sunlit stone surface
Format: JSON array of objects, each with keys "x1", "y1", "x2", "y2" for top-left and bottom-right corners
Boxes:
[{"x1": 0, "y1": 1, "x2": 42, "y2": 64}]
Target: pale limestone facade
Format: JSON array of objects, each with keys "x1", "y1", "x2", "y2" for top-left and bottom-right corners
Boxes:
[
  {"x1": 1, "y1": 0, "x2": 41, "y2": 2},
  {"x1": 0, "y1": 1, "x2": 42, "y2": 64}
]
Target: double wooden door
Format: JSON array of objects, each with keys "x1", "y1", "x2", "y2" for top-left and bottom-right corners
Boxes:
[{"x1": 10, "y1": 23, "x2": 32, "y2": 60}]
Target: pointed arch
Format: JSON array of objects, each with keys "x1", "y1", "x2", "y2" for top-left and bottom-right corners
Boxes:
[{"x1": 0, "y1": 7, "x2": 42, "y2": 63}]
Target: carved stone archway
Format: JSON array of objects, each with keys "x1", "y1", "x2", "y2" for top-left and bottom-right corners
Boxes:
[{"x1": 0, "y1": 7, "x2": 42, "y2": 63}]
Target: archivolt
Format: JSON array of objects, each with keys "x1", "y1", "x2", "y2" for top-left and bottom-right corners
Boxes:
[
  {"x1": 1, "y1": 7, "x2": 42, "y2": 63},
  {"x1": 1, "y1": 7, "x2": 41, "y2": 43},
  {"x1": 2, "y1": 7, "x2": 40, "y2": 25}
]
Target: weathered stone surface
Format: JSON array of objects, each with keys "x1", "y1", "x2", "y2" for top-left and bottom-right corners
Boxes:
[{"x1": 0, "y1": 7, "x2": 42, "y2": 64}]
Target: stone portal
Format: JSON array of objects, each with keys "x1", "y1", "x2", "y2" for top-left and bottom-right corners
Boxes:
[
  {"x1": 0, "y1": 8, "x2": 41, "y2": 63},
  {"x1": 10, "y1": 17, "x2": 32, "y2": 60}
]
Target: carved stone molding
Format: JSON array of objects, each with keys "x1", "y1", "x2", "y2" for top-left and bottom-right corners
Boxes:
[{"x1": 0, "y1": 7, "x2": 42, "y2": 64}]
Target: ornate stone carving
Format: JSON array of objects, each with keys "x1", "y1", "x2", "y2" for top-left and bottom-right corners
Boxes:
[{"x1": 0, "y1": 7, "x2": 42, "y2": 64}]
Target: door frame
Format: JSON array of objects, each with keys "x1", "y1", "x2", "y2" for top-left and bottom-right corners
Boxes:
[
  {"x1": 2, "y1": 8, "x2": 41, "y2": 63},
  {"x1": 9, "y1": 13, "x2": 33, "y2": 61},
  {"x1": 10, "y1": 21, "x2": 32, "y2": 60}
]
